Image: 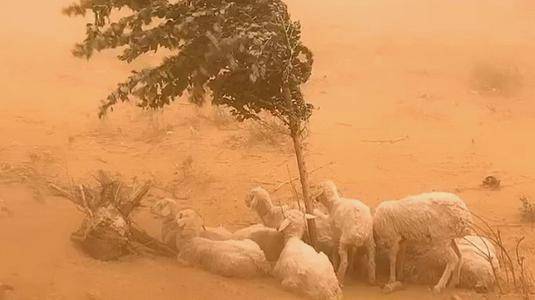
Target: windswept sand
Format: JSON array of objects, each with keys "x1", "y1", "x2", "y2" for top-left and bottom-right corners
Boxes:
[{"x1": 1, "y1": 0, "x2": 535, "y2": 299}]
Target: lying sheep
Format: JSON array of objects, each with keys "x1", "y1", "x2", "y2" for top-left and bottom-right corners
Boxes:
[
  {"x1": 232, "y1": 224, "x2": 285, "y2": 262},
  {"x1": 245, "y1": 187, "x2": 288, "y2": 229},
  {"x1": 373, "y1": 192, "x2": 473, "y2": 293},
  {"x1": 151, "y1": 198, "x2": 232, "y2": 249},
  {"x1": 175, "y1": 209, "x2": 271, "y2": 278},
  {"x1": 400, "y1": 235, "x2": 499, "y2": 291},
  {"x1": 274, "y1": 209, "x2": 342, "y2": 300},
  {"x1": 315, "y1": 180, "x2": 375, "y2": 284}
]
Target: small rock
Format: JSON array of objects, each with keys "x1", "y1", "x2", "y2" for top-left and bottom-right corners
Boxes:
[
  {"x1": 482, "y1": 175, "x2": 500, "y2": 190},
  {"x1": 382, "y1": 281, "x2": 403, "y2": 294}
]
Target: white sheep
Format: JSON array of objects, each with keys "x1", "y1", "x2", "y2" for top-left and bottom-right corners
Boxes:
[
  {"x1": 274, "y1": 209, "x2": 342, "y2": 300},
  {"x1": 231, "y1": 224, "x2": 285, "y2": 262},
  {"x1": 315, "y1": 180, "x2": 376, "y2": 284},
  {"x1": 175, "y1": 209, "x2": 271, "y2": 278},
  {"x1": 373, "y1": 192, "x2": 473, "y2": 293},
  {"x1": 398, "y1": 235, "x2": 499, "y2": 291},
  {"x1": 312, "y1": 208, "x2": 336, "y2": 264},
  {"x1": 245, "y1": 186, "x2": 290, "y2": 229},
  {"x1": 150, "y1": 198, "x2": 232, "y2": 249},
  {"x1": 245, "y1": 187, "x2": 336, "y2": 260}
]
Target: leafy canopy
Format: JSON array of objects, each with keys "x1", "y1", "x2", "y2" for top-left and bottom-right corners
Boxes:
[{"x1": 65, "y1": 0, "x2": 314, "y2": 126}]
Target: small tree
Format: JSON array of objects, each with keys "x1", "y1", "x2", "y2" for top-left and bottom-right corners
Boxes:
[{"x1": 65, "y1": 0, "x2": 318, "y2": 245}]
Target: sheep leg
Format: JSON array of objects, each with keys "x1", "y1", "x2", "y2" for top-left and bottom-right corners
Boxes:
[
  {"x1": 433, "y1": 245, "x2": 458, "y2": 293},
  {"x1": 366, "y1": 239, "x2": 376, "y2": 284},
  {"x1": 347, "y1": 246, "x2": 355, "y2": 277},
  {"x1": 396, "y1": 239, "x2": 407, "y2": 280},
  {"x1": 448, "y1": 239, "x2": 463, "y2": 288},
  {"x1": 336, "y1": 243, "x2": 350, "y2": 284},
  {"x1": 387, "y1": 239, "x2": 401, "y2": 284}
]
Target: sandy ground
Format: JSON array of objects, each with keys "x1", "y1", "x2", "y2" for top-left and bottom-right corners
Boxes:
[{"x1": 1, "y1": 0, "x2": 535, "y2": 299}]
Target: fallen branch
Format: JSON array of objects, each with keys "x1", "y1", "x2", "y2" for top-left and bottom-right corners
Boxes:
[{"x1": 49, "y1": 183, "x2": 75, "y2": 200}]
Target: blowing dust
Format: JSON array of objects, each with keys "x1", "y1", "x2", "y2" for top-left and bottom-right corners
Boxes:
[{"x1": 1, "y1": 0, "x2": 535, "y2": 299}]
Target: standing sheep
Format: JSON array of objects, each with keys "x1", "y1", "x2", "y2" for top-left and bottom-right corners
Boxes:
[
  {"x1": 274, "y1": 209, "x2": 342, "y2": 300},
  {"x1": 315, "y1": 180, "x2": 376, "y2": 284},
  {"x1": 175, "y1": 209, "x2": 271, "y2": 278},
  {"x1": 373, "y1": 192, "x2": 473, "y2": 293}
]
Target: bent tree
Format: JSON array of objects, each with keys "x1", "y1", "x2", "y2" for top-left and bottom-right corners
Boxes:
[{"x1": 65, "y1": 0, "x2": 318, "y2": 246}]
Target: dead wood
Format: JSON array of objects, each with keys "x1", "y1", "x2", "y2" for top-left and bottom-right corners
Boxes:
[{"x1": 52, "y1": 171, "x2": 176, "y2": 261}]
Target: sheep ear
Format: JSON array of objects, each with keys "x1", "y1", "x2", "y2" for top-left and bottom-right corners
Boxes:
[
  {"x1": 305, "y1": 213, "x2": 316, "y2": 220},
  {"x1": 249, "y1": 195, "x2": 258, "y2": 208},
  {"x1": 278, "y1": 219, "x2": 291, "y2": 232}
]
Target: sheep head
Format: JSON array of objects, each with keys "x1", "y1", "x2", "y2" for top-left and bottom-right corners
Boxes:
[
  {"x1": 278, "y1": 209, "x2": 315, "y2": 239},
  {"x1": 150, "y1": 198, "x2": 177, "y2": 219},
  {"x1": 315, "y1": 180, "x2": 340, "y2": 210},
  {"x1": 175, "y1": 209, "x2": 204, "y2": 239},
  {"x1": 245, "y1": 187, "x2": 273, "y2": 217}
]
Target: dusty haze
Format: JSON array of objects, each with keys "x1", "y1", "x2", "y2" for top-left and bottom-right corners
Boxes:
[{"x1": 1, "y1": 0, "x2": 535, "y2": 299}]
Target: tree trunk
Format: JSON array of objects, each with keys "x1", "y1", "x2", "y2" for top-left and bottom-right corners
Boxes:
[{"x1": 283, "y1": 85, "x2": 318, "y2": 249}]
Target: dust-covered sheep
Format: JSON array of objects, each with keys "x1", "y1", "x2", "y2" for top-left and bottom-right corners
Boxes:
[
  {"x1": 175, "y1": 209, "x2": 270, "y2": 278},
  {"x1": 315, "y1": 180, "x2": 375, "y2": 284},
  {"x1": 151, "y1": 198, "x2": 232, "y2": 249},
  {"x1": 245, "y1": 186, "x2": 288, "y2": 229},
  {"x1": 274, "y1": 209, "x2": 342, "y2": 300},
  {"x1": 398, "y1": 235, "x2": 499, "y2": 291},
  {"x1": 373, "y1": 192, "x2": 473, "y2": 292},
  {"x1": 231, "y1": 224, "x2": 285, "y2": 262},
  {"x1": 312, "y1": 208, "x2": 336, "y2": 263},
  {"x1": 244, "y1": 187, "x2": 334, "y2": 261}
]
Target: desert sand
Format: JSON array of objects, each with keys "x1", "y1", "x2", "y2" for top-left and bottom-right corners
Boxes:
[{"x1": 1, "y1": 0, "x2": 535, "y2": 299}]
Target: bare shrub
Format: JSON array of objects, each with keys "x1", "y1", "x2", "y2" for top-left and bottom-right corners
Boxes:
[
  {"x1": 49, "y1": 171, "x2": 175, "y2": 260},
  {"x1": 469, "y1": 212, "x2": 534, "y2": 297},
  {"x1": 470, "y1": 62, "x2": 522, "y2": 97}
]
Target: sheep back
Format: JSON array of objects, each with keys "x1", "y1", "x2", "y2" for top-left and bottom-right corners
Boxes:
[
  {"x1": 374, "y1": 192, "x2": 472, "y2": 246},
  {"x1": 331, "y1": 199, "x2": 373, "y2": 246},
  {"x1": 200, "y1": 226, "x2": 233, "y2": 241},
  {"x1": 274, "y1": 238, "x2": 342, "y2": 300},
  {"x1": 178, "y1": 237, "x2": 270, "y2": 278},
  {"x1": 232, "y1": 224, "x2": 285, "y2": 262}
]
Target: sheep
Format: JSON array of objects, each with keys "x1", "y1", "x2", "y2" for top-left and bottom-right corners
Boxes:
[
  {"x1": 312, "y1": 208, "x2": 336, "y2": 264},
  {"x1": 175, "y1": 209, "x2": 271, "y2": 278},
  {"x1": 373, "y1": 192, "x2": 473, "y2": 293},
  {"x1": 274, "y1": 209, "x2": 342, "y2": 300},
  {"x1": 150, "y1": 198, "x2": 232, "y2": 249},
  {"x1": 245, "y1": 186, "x2": 288, "y2": 229},
  {"x1": 245, "y1": 187, "x2": 336, "y2": 259},
  {"x1": 231, "y1": 224, "x2": 285, "y2": 262},
  {"x1": 376, "y1": 235, "x2": 499, "y2": 292},
  {"x1": 315, "y1": 180, "x2": 376, "y2": 285}
]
